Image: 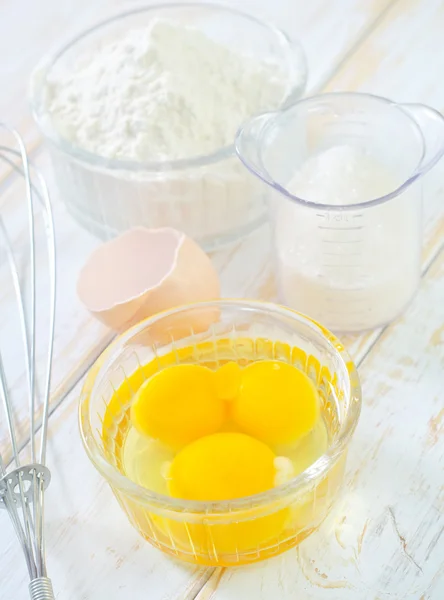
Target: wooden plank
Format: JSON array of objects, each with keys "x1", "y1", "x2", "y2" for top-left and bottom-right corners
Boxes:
[
  {"x1": 194, "y1": 247, "x2": 444, "y2": 600},
  {"x1": 0, "y1": 0, "x2": 394, "y2": 459}
]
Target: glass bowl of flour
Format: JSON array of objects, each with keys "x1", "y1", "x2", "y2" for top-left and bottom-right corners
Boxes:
[{"x1": 30, "y1": 3, "x2": 307, "y2": 250}]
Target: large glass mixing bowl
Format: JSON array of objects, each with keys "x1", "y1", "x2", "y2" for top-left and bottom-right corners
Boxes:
[
  {"x1": 30, "y1": 3, "x2": 307, "y2": 250},
  {"x1": 79, "y1": 301, "x2": 361, "y2": 567}
]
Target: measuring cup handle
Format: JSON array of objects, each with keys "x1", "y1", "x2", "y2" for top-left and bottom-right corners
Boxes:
[
  {"x1": 400, "y1": 103, "x2": 444, "y2": 175},
  {"x1": 235, "y1": 112, "x2": 277, "y2": 186}
]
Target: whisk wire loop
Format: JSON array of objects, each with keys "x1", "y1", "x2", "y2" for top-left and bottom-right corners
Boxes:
[{"x1": 0, "y1": 124, "x2": 56, "y2": 599}]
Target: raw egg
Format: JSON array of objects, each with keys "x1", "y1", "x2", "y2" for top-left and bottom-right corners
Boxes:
[
  {"x1": 164, "y1": 432, "x2": 288, "y2": 553},
  {"x1": 231, "y1": 360, "x2": 319, "y2": 445},
  {"x1": 130, "y1": 364, "x2": 226, "y2": 449},
  {"x1": 168, "y1": 432, "x2": 276, "y2": 501}
]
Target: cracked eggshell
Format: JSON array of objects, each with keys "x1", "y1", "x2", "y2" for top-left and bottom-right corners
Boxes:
[{"x1": 77, "y1": 227, "x2": 220, "y2": 332}]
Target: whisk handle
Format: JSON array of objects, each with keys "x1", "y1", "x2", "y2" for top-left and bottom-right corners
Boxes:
[{"x1": 29, "y1": 578, "x2": 55, "y2": 600}]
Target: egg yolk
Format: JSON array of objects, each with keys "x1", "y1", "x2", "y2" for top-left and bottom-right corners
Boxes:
[
  {"x1": 164, "y1": 432, "x2": 288, "y2": 553},
  {"x1": 231, "y1": 360, "x2": 319, "y2": 445},
  {"x1": 130, "y1": 364, "x2": 226, "y2": 449},
  {"x1": 168, "y1": 432, "x2": 276, "y2": 501}
]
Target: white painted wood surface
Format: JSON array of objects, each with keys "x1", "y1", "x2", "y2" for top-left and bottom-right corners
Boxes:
[{"x1": 1, "y1": 0, "x2": 443, "y2": 598}]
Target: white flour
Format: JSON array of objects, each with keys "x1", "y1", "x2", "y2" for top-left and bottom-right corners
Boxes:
[
  {"x1": 275, "y1": 146, "x2": 421, "y2": 332},
  {"x1": 42, "y1": 18, "x2": 296, "y2": 247},
  {"x1": 45, "y1": 19, "x2": 287, "y2": 161}
]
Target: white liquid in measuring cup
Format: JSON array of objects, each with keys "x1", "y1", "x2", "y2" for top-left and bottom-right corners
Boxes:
[{"x1": 275, "y1": 146, "x2": 421, "y2": 332}]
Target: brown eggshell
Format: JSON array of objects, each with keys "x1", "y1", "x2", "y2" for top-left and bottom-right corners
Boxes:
[{"x1": 77, "y1": 227, "x2": 220, "y2": 333}]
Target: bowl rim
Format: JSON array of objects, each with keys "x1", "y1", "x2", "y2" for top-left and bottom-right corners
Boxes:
[
  {"x1": 30, "y1": 2, "x2": 307, "y2": 172},
  {"x1": 79, "y1": 299, "x2": 362, "y2": 515}
]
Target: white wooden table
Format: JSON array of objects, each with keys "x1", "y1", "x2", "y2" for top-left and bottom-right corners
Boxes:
[{"x1": 1, "y1": 1, "x2": 443, "y2": 598}]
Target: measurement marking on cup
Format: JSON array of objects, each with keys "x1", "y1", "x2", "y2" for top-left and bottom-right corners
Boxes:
[
  {"x1": 318, "y1": 225, "x2": 364, "y2": 231},
  {"x1": 322, "y1": 239, "x2": 362, "y2": 245},
  {"x1": 322, "y1": 252, "x2": 362, "y2": 257},
  {"x1": 322, "y1": 263, "x2": 365, "y2": 268}
]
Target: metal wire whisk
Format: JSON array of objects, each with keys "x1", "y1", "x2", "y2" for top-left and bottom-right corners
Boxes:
[{"x1": 0, "y1": 125, "x2": 56, "y2": 599}]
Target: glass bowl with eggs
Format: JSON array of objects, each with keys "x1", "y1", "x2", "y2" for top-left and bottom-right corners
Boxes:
[
  {"x1": 79, "y1": 300, "x2": 361, "y2": 567},
  {"x1": 30, "y1": 3, "x2": 307, "y2": 250}
]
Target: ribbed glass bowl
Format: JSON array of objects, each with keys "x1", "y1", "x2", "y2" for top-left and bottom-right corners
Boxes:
[
  {"x1": 79, "y1": 300, "x2": 361, "y2": 567},
  {"x1": 30, "y1": 3, "x2": 307, "y2": 250}
]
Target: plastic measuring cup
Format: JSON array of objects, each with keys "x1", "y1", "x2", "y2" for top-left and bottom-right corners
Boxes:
[{"x1": 236, "y1": 92, "x2": 444, "y2": 333}]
